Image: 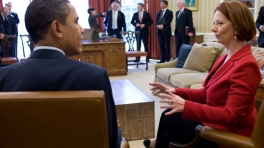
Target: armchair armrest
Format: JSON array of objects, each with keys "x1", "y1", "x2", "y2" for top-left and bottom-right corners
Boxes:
[
  {"x1": 154, "y1": 59, "x2": 178, "y2": 76},
  {"x1": 198, "y1": 126, "x2": 254, "y2": 148}
]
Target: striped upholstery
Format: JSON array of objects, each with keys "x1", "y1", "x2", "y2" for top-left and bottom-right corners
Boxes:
[{"x1": 252, "y1": 49, "x2": 264, "y2": 69}]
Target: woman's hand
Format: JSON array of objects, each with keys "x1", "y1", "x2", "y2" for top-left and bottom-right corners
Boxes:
[
  {"x1": 159, "y1": 91, "x2": 185, "y2": 115},
  {"x1": 149, "y1": 82, "x2": 175, "y2": 95}
]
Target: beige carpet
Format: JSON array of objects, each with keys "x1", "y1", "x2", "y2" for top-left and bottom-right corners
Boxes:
[{"x1": 110, "y1": 60, "x2": 164, "y2": 148}]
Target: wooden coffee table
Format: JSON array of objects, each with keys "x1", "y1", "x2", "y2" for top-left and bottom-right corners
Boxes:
[{"x1": 111, "y1": 79, "x2": 154, "y2": 140}]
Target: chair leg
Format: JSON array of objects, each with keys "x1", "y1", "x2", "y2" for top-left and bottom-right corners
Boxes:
[
  {"x1": 137, "y1": 57, "x2": 139, "y2": 68},
  {"x1": 146, "y1": 57, "x2": 148, "y2": 70},
  {"x1": 126, "y1": 57, "x2": 128, "y2": 70}
]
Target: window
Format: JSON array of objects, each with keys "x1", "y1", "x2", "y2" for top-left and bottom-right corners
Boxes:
[
  {"x1": 3, "y1": 0, "x2": 31, "y2": 58},
  {"x1": 121, "y1": 0, "x2": 144, "y2": 31},
  {"x1": 3, "y1": 0, "x2": 89, "y2": 58},
  {"x1": 70, "y1": 0, "x2": 89, "y2": 29}
]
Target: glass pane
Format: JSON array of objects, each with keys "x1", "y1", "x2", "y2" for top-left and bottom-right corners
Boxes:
[
  {"x1": 3, "y1": 0, "x2": 30, "y2": 58},
  {"x1": 70, "y1": 0, "x2": 89, "y2": 29},
  {"x1": 121, "y1": 0, "x2": 144, "y2": 51}
]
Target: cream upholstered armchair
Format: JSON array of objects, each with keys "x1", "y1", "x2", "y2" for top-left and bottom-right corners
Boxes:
[{"x1": 169, "y1": 100, "x2": 264, "y2": 148}]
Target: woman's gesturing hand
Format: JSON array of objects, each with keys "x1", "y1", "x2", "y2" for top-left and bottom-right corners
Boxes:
[
  {"x1": 149, "y1": 82, "x2": 175, "y2": 95},
  {"x1": 159, "y1": 91, "x2": 185, "y2": 115}
]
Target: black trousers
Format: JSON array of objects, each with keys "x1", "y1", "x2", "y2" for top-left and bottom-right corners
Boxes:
[
  {"x1": 135, "y1": 31, "x2": 149, "y2": 61},
  {"x1": 158, "y1": 34, "x2": 171, "y2": 62},
  {"x1": 108, "y1": 28, "x2": 122, "y2": 38},
  {"x1": 175, "y1": 35, "x2": 190, "y2": 58},
  {"x1": 155, "y1": 109, "x2": 219, "y2": 148}
]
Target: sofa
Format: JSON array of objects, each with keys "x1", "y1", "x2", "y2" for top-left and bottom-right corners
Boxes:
[{"x1": 154, "y1": 42, "x2": 264, "y2": 89}]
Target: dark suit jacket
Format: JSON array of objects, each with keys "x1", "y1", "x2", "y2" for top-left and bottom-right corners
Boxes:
[
  {"x1": 177, "y1": 44, "x2": 261, "y2": 138},
  {"x1": 0, "y1": 49, "x2": 119, "y2": 148},
  {"x1": 156, "y1": 9, "x2": 173, "y2": 35},
  {"x1": 0, "y1": 14, "x2": 17, "y2": 35},
  {"x1": 256, "y1": 6, "x2": 264, "y2": 46},
  {"x1": 131, "y1": 11, "x2": 153, "y2": 36},
  {"x1": 104, "y1": 10, "x2": 126, "y2": 33},
  {"x1": 11, "y1": 12, "x2": 20, "y2": 25},
  {"x1": 0, "y1": 24, "x2": 3, "y2": 53},
  {"x1": 88, "y1": 13, "x2": 104, "y2": 41},
  {"x1": 175, "y1": 8, "x2": 194, "y2": 37},
  {"x1": 88, "y1": 13, "x2": 104, "y2": 33}
]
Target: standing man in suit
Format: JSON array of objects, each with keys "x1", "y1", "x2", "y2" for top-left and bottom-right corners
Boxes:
[
  {"x1": 0, "y1": 6, "x2": 17, "y2": 57},
  {"x1": 0, "y1": 0, "x2": 126, "y2": 148},
  {"x1": 87, "y1": 7, "x2": 106, "y2": 41},
  {"x1": 104, "y1": 1, "x2": 126, "y2": 38},
  {"x1": 175, "y1": 0, "x2": 194, "y2": 57},
  {"x1": 256, "y1": 6, "x2": 264, "y2": 47},
  {"x1": 131, "y1": 3, "x2": 153, "y2": 62},
  {"x1": 6, "y1": 2, "x2": 20, "y2": 56},
  {"x1": 156, "y1": 0, "x2": 173, "y2": 63}
]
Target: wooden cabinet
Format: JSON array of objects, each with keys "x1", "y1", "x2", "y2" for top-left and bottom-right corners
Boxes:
[
  {"x1": 70, "y1": 40, "x2": 127, "y2": 76},
  {"x1": 170, "y1": 35, "x2": 204, "y2": 59}
]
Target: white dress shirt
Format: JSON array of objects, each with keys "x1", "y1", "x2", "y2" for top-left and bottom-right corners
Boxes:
[
  {"x1": 112, "y1": 10, "x2": 118, "y2": 29},
  {"x1": 34, "y1": 46, "x2": 65, "y2": 55}
]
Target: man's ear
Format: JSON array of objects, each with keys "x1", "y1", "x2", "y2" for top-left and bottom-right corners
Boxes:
[{"x1": 51, "y1": 20, "x2": 63, "y2": 38}]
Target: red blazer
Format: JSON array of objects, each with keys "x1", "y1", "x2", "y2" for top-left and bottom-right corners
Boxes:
[{"x1": 176, "y1": 44, "x2": 262, "y2": 138}]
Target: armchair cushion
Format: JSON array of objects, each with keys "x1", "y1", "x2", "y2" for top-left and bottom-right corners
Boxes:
[
  {"x1": 157, "y1": 68, "x2": 200, "y2": 83},
  {"x1": 170, "y1": 73, "x2": 208, "y2": 88},
  {"x1": 176, "y1": 44, "x2": 192, "y2": 68},
  {"x1": 252, "y1": 49, "x2": 264, "y2": 69},
  {"x1": 183, "y1": 43, "x2": 218, "y2": 72}
]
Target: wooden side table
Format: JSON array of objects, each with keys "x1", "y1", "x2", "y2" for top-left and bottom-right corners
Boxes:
[{"x1": 170, "y1": 35, "x2": 204, "y2": 59}]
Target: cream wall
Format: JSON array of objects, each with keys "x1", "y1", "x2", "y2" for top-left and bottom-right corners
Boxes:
[{"x1": 167, "y1": 0, "x2": 264, "y2": 34}]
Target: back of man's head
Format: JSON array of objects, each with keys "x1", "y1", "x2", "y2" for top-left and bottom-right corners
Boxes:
[{"x1": 25, "y1": 0, "x2": 70, "y2": 44}]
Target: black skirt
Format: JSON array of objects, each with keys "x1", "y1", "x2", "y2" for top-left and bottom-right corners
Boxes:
[{"x1": 155, "y1": 109, "x2": 219, "y2": 148}]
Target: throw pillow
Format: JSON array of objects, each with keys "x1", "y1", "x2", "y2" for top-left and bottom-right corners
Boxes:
[
  {"x1": 252, "y1": 49, "x2": 264, "y2": 69},
  {"x1": 176, "y1": 44, "x2": 192, "y2": 68},
  {"x1": 183, "y1": 43, "x2": 218, "y2": 72}
]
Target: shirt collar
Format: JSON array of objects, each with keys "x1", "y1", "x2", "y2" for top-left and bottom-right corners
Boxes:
[
  {"x1": 180, "y1": 7, "x2": 185, "y2": 12},
  {"x1": 1, "y1": 13, "x2": 6, "y2": 20},
  {"x1": 34, "y1": 46, "x2": 65, "y2": 55}
]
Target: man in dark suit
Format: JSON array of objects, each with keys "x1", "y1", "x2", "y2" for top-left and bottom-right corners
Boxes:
[
  {"x1": 131, "y1": 3, "x2": 153, "y2": 62},
  {"x1": 156, "y1": 0, "x2": 173, "y2": 63},
  {"x1": 104, "y1": 1, "x2": 126, "y2": 38},
  {"x1": 0, "y1": 6, "x2": 17, "y2": 57},
  {"x1": 175, "y1": 0, "x2": 194, "y2": 57},
  {"x1": 256, "y1": 6, "x2": 264, "y2": 48},
  {"x1": 6, "y1": 2, "x2": 20, "y2": 53},
  {"x1": 0, "y1": 0, "x2": 122, "y2": 148},
  {"x1": 88, "y1": 7, "x2": 106, "y2": 41}
]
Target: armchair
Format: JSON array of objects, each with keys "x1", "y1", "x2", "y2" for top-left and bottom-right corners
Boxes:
[
  {"x1": 0, "y1": 91, "x2": 109, "y2": 148},
  {"x1": 120, "y1": 31, "x2": 148, "y2": 70},
  {"x1": 170, "y1": 100, "x2": 264, "y2": 148}
]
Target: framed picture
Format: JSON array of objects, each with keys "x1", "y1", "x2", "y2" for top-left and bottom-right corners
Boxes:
[{"x1": 186, "y1": 0, "x2": 199, "y2": 11}]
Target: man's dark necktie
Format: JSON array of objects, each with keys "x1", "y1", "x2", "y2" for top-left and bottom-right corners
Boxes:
[
  {"x1": 177, "y1": 10, "x2": 182, "y2": 19},
  {"x1": 159, "y1": 10, "x2": 164, "y2": 20}
]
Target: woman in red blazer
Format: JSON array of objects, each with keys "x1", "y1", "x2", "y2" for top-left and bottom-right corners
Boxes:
[{"x1": 145, "y1": 1, "x2": 262, "y2": 148}]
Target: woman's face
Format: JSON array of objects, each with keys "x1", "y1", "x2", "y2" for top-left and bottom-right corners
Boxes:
[
  {"x1": 211, "y1": 11, "x2": 237, "y2": 45},
  {"x1": 91, "y1": 10, "x2": 96, "y2": 15}
]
